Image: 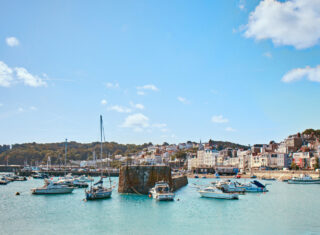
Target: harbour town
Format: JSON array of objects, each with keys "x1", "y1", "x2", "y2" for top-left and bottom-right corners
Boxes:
[{"x1": 2, "y1": 0, "x2": 320, "y2": 234}]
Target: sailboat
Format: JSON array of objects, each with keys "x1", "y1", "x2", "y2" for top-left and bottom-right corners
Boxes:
[{"x1": 85, "y1": 115, "x2": 112, "y2": 200}]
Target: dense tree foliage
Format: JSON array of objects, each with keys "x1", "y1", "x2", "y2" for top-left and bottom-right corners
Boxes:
[
  {"x1": 0, "y1": 142, "x2": 149, "y2": 165},
  {"x1": 303, "y1": 129, "x2": 320, "y2": 138}
]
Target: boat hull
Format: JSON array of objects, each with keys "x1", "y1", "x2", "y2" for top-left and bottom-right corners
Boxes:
[
  {"x1": 86, "y1": 191, "x2": 112, "y2": 200},
  {"x1": 31, "y1": 187, "x2": 74, "y2": 194},
  {"x1": 288, "y1": 179, "x2": 320, "y2": 184},
  {"x1": 152, "y1": 193, "x2": 175, "y2": 201},
  {"x1": 199, "y1": 191, "x2": 238, "y2": 200}
]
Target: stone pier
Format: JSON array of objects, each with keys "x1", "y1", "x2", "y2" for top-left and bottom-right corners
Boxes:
[{"x1": 118, "y1": 165, "x2": 188, "y2": 194}]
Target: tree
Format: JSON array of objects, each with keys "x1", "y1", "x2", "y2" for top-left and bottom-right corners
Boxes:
[{"x1": 175, "y1": 151, "x2": 187, "y2": 161}]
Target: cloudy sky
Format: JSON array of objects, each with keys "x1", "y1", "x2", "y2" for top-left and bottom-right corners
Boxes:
[{"x1": 0, "y1": 0, "x2": 320, "y2": 145}]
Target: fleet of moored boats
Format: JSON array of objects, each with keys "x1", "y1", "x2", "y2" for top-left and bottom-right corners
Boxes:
[{"x1": 2, "y1": 172, "x2": 320, "y2": 201}]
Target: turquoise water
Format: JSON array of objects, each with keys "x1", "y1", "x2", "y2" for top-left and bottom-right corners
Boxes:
[{"x1": 1, "y1": 177, "x2": 320, "y2": 235}]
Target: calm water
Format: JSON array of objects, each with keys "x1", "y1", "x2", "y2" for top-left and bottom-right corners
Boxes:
[{"x1": 1, "y1": 177, "x2": 320, "y2": 235}]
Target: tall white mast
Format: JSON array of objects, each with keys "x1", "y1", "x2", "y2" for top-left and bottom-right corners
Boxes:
[
  {"x1": 65, "y1": 138, "x2": 68, "y2": 175},
  {"x1": 100, "y1": 115, "x2": 103, "y2": 178}
]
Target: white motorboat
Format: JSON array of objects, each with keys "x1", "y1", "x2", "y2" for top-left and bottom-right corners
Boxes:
[
  {"x1": 149, "y1": 181, "x2": 175, "y2": 201},
  {"x1": 288, "y1": 174, "x2": 320, "y2": 184},
  {"x1": 199, "y1": 186, "x2": 239, "y2": 199},
  {"x1": 31, "y1": 179, "x2": 74, "y2": 194},
  {"x1": 215, "y1": 180, "x2": 246, "y2": 193},
  {"x1": 57, "y1": 175, "x2": 88, "y2": 188},
  {"x1": 76, "y1": 175, "x2": 93, "y2": 182},
  {"x1": 73, "y1": 178, "x2": 89, "y2": 188}
]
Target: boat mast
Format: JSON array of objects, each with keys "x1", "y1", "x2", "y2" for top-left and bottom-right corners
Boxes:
[
  {"x1": 100, "y1": 115, "x2": 103, "y2": 178},
  {"x1": 65, "y1": 138, "x2": 68, "y2": 176}
]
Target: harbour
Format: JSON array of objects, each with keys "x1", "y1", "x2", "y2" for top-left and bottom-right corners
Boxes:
[{"x1": 1, "y1": 177, "x2": 320, "y2": 234}]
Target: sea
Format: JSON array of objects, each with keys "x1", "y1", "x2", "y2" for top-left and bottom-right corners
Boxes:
[{"x1": 1, "y1": 177, "x2": 320, "y2": 235}]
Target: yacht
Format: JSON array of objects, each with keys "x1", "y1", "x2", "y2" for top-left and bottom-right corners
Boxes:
[
  {"x1": 288, "y1": 174, "x2": 320, "y2": 184},
  {"x1": 31, "y1": 179, "x2": 74, "y2": 194},
  {"x1": 149, "y1": 181, "x2": 175, "y2": 201},
  {"x1": 85, "y1": 177, "x2": 112, "y2": 200},
  {"x1": 85, "y1": 115, "x2": 113, "y2": 200},
  {"x1": 56, "y1": 175, "x2": 88, "y2": 188},
  {"x1": 199, "y1": 186, "x2": 239, "y2": 199},
  {"x1": 215, "y1": 180, "x2": 246, "y2": 193}
]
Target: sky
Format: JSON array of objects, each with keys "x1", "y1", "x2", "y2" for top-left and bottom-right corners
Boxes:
[{"x1": 0, "y1": 0, "x2": 320, "y2": 146}]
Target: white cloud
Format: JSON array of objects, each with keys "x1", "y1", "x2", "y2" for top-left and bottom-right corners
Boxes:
[
  {"x1": 239, "y1": 4, "x2": 245, "y2": 10},
  {"x1": 15, "y1": 67, "x2": 47, "y2": 87},
  {"x1": 106, "y1": 82, "x2": 119, "y2": 88},
  {"x1": 108, "y1": 105, "x2": 131, "y2": 113},
  {"x1": 177, "y1": 96, "x2": 189, "y2": 104},
  {"x1": 212, "y1": 115, "x2": 229, "y2": 123},
  {"x1": 137, "y1": 84, "x2": 159, "y2": 91},
  {"x1": 6, "y1": 37, "x2": 19, "y2": 47},
  {"x1": 0, "y1": 61, "x2": 47, "y2": 87},
  {"x1": 30, "y1": 106, "x2": 37, "y2": 111},
  {"x1": 121, "y1": 113, "x2": 149, "y2": 132},
  {"x1": 101, "y1": 99, "x2": 107, "y2": 105},
  {"x1": 245, "y1": 0, "x2": 320, "y2": 49},
  {"x1": 130, "y1": 101, "x2": 144, "y2": 110},
  {"x1": 0, "y1": 103, "x2": 3, "y2": 107},
  {"x1": 18, "y1": 107, "x2": 24, "y2": 112},
  {"x1": 137, "y1": 91, "x2": 145, "y2": 96},
  {"x1": 226, "y1": 127, "x2": 236, "y2": 132},
  {"x1": 263, "y1": 52, "x2": 272, "y2": 58},
  {"x1": 0, "y1": 61, "x2": 14, "y2": 87},
  {"x1": 282, "y1": 65, "x2": 320, "y2": 83}
]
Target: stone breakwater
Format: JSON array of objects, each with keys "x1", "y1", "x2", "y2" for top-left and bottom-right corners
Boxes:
[{"x1": 118, "y1": 165, "x2": 188, "y2": 194}]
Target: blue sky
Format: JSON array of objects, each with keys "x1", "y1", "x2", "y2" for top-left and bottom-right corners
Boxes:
[{"x1": 1, "y1": 0, "x2": 320, "y2": 145}]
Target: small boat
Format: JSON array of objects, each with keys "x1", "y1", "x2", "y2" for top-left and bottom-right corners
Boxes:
[
  {"x1": 72, "y1": 178, "x2": 89, "y2": 188},
  {"x1": 288, "y1": 174, "x2": 320, "y2": 184},
  {"x1": 199, "y1": 186, "x2": 239, "y2": 199},
  {"x1": 202, "y1": 175, "x2": 207, "y2": 179},
  {"x1": 250, "y1": 175, "x2": 257, "y2": 179},
  {"x1": 76, "y1": 175, "x2": 93, "y2": 182},
  {"x1": 0, "y1": 176, "x2": 9, "y2": 185},
  {"x1": 32, "y1": 172, "x2": 49, "y2": 179},
  {"x1": 261, "y1": 177, "x2": 276, "y2": 181},
  {"x1": 85, "y1": 177, "x2": 112, "y2": 200},
  {"x1": 31, "y1": 179, "x2": 74, "y2": 194},
  {"x1": 57, "y1": 174, "x2": 89, "y2": 188},
  {"x1": 194, "y1": 175, "x2": 199, "y2": 178},
  {"x1": 242, "y1": 180, "x2": 268, "y2": 192},
  {"x1": 215, "y1": 180, "x2": 246, "y2": 193},
  {"x1": 215, "y1": 173, "x2": 220, "y2": 179},
  {"x1": 149, "y1": 181, "x2": 175, "y2": 201}
]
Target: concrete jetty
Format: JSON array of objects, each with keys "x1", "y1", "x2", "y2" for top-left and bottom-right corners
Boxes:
[{"x1": 118, "y1": 165, "x2": 188, "y2": 195}]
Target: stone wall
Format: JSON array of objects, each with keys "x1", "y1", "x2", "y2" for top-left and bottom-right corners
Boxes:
[
  {"x1": 172, "y1": 175, "x2": 188, "y2": 191},
  {"x1": 118, "y1": 165, "x2": 187, "y2": 194},
  {"x1": 252, "y1": 170, "x2": 320, "y2": 180}
]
